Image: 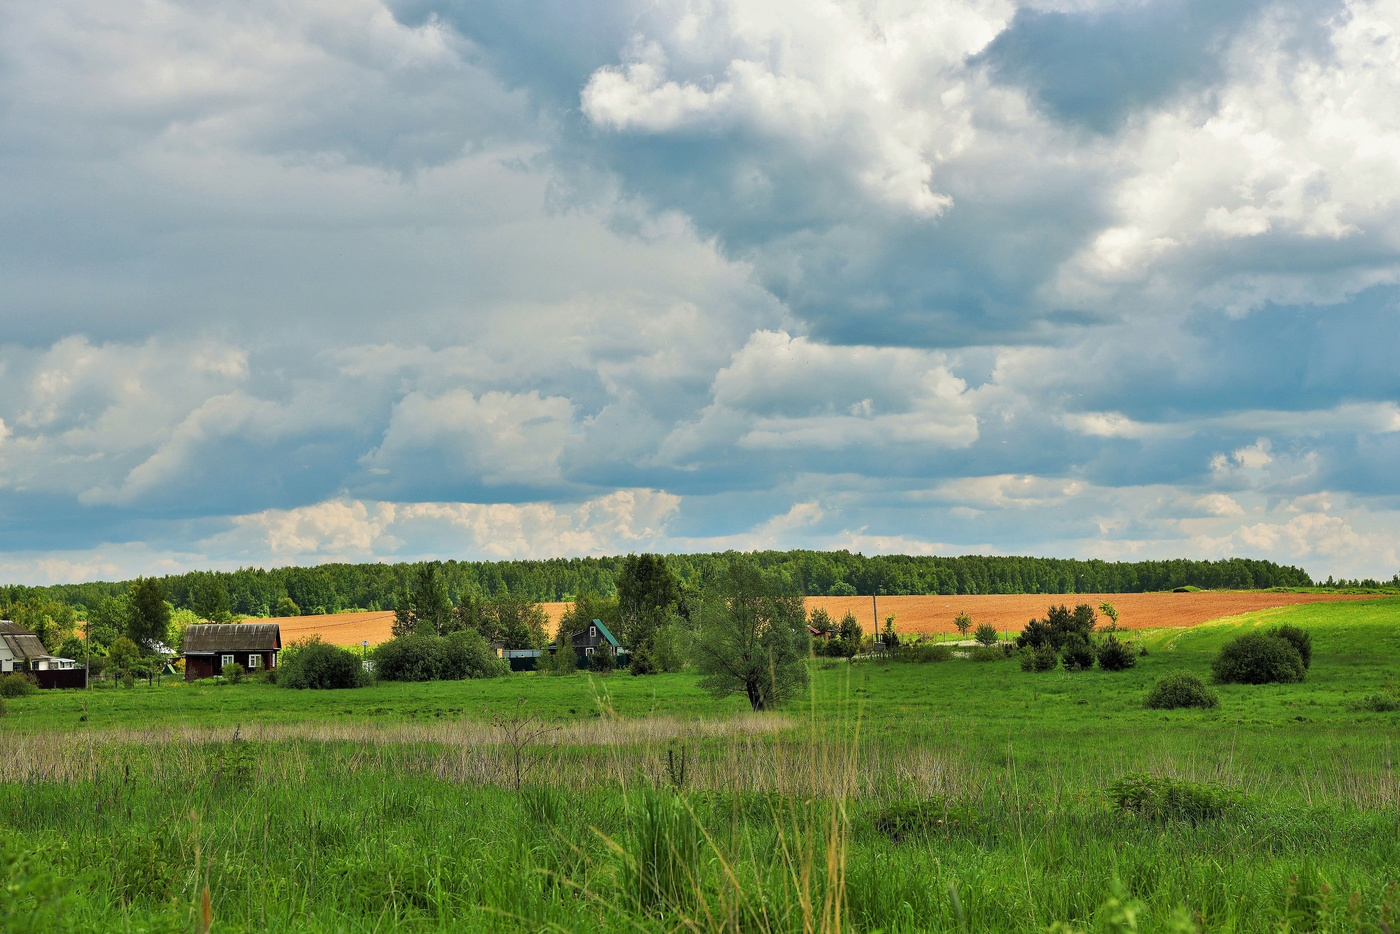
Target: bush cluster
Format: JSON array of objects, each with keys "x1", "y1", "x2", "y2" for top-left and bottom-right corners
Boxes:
[
  {"x1": 1061, "y1": 636, "x2": 1096, "y2": 671},
  {"x1": 1267, "y1": 625, "x2": 1312, "y2": 669},
  {"x1": 1096, "y1": 637, "x2": 1137, "y2": 672},
  {"x1": 899, "y1": 643, "x2": 953, "y2": 663},
  {"x1": 373, "y1": 631, "x2": 506, "y2": 682},
  {"x1": 1211, "y1": 632, "x2": 1306, "y2": 685},
  {"x1": 1355, "y1": 692, "x2": 1399, "y2": 713},
  {"x1": 222, "y1": 662, "x2": 245, "y2": 685},
  {"x1": 1144, "y1": 672, "x2": 1219, "y2": 710},
  {"x1": 1107, "y1": 774, "x2": 1237, "y2": 823},
  {"x1": 0, "y1": 673, "x2": 40, "y2": 698},
  {"x1": 278, "y1": 637, "x2": 369, "y2": 689}
]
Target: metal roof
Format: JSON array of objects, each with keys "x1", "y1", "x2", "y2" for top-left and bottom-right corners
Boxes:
[
  {"x1": 591, "y1": 618, "x2": 621, "y2": 647},
  {"x1": 0, "y1": 620, "x2": 49, "y2": 660},
  {"x1": 182, "y1": 623, "x2": 281, "y2": 653}
]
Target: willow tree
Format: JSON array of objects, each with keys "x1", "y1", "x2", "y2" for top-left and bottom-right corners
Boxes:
[{"x1": 693, "y1": 560, "x2": 810, "y2": 712}]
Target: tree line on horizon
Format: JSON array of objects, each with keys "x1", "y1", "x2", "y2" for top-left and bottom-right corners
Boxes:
[{"x1": 0, "y1": 550, "x2": 1344, "y2": 624}]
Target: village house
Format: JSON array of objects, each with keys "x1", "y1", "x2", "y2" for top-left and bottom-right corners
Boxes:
[
  {"x1": 0, "y1": 620, "x2": 78, "y2": 673},
  {"x1": 547, "y1": 618, "x2": 626, "y2": 663},
  {"x1": 183, "y1": 623, "x2": 281, "y2": 680}
]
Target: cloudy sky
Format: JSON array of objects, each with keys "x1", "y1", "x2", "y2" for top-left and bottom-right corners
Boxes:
[{"x1": 2, "y1": 0, "x2": 1398, "y2": 584}]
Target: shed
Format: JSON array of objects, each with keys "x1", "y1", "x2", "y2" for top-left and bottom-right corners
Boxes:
[{"x1": 183, "y1": 623, "x2": 281, "y2": 680}]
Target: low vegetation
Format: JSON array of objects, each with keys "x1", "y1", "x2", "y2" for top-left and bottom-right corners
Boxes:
[
  {"x1": 1145, "y1": 671, "x2": 1220, "y2": 710},
  {"x1": 1212, "y1": 631, "x2": 1308, "y2": 684},
  {"x1": 2, "y1": 595, "x2": 1398, "y2": 933}
]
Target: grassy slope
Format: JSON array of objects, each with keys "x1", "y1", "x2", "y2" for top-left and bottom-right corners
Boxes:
[{"x1": 3, "y1": 597, "x2": 1398, "y2": 933}]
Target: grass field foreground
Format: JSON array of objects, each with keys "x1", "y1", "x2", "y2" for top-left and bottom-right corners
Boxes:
[{"x1": 2, "y1": 597, "x2": 1398, "y2": 933}]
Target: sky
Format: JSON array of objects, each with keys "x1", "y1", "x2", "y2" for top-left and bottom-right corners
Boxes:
[{"x1": 1, "y1": 0, "x2": 1399, "y2": 585}]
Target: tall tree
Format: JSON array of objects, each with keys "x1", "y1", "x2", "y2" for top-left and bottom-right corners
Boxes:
[
  {"x1": 616, "y1": 553, "x2": 682, "y2": 650},
  {"x1": 126, "y1": 577, "x2": 171, "y2": 653},
  {"x1": 192, "y1": 575, "x2": 232, "y2": 623},
  {"x1": 391, "y1": 563, "x2": 454, "y2": 637},
  {"x1": 693, "y1": 559, "x2": 810, "y2": 712},
  {"x1": 477, "y1": 596, "x2": 548, "y2": 649}
]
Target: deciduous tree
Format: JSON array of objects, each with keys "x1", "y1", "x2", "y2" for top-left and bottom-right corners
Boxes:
[{"x1": 693, "y1": 560, "x2": 810, "y2": 711}]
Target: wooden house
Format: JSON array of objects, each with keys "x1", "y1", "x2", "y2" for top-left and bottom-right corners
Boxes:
[
  {"x1": 553, "y1": 618, "x2": 625, "y2": 662},
  {"x1": 183, "y1": 623, "x2": 281, "y2": 680},
  {"x1": 1, "y1": 620, "x2": 85, "y2": 687}
]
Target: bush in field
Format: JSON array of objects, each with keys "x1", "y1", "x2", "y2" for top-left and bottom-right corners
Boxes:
[
  {"x1": 1355, "y1": 692, "x2": 1399, "y2": 712},
  {"x1": 903, "y1": 643, "x2": 953, "y2": 663},
  {"x1": 953, "y1": 612, "x2": 973, "y2": 637},
  {"x1": 1029, "y1": 644, "x2": 1059, "y2": 672},
  {"x1": 628, "y1": 647, "x2": 657, "y2": 676},
  {"x1": 1016, "y1": 603, "x2": 1097, "y2": 651},
  {"x1": 1097, "y1": 636, "x2": 1137, "y2": 672},
  {"x1": 0, "y1": 673, "x2": 40, "y2": 698},
  {"x1": 1061, "y1": 636, "x2": 1096, "y2": 671},
  {"x1": 222, "y1": 662, "x2": 245, "y2": 685},
  {"x1": 1108, "y1": 774, "x2": 1236, "y2": 823},
  {"x1": 1266, "y1": 625, "x2": 1312, "y2": 669},
  {"x1": 278, "y1": 636, "x2": 368, "y2": 689},
  {"x1": 969, "y1": 646, "x2": 1005, "y2": 663},
  {"x1": 1144, "y1": 672, "x2": 1219, "y2": 710},
  {"x1": 375, "y1": 631, "x2": 505, "y2": 682},
  {"x1": 974, "y1": 623, "x2": 999, "y2": 647},
  {"x1": 1211, "y1": 632, "x2": 1305, "y2": 685}
]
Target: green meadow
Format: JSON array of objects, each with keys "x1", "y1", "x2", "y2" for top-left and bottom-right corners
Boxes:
[{"x1": 3, "y1": 597, "x2": 1398, "y2": 933}]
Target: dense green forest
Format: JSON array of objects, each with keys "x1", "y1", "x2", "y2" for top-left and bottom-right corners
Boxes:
[{"x1": 0, "y1": 551, "x2": 1332, "y2": 618}]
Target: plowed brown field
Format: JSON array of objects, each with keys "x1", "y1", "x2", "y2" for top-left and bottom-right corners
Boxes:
[{"x1": 263, "y1": 591, "x2": 1380, "y2": 646}]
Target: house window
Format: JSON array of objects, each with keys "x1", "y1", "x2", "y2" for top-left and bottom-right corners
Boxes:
[
  {"x1": 247, "y1": 655, "x2": 260, "y2": 669},
  {"x1": 586, "y1": 647, "x2": 595, "y2": 656},
  {"x1": 221, "y1": 654, "x2": 234, "y2": 668},
  {"x1": 271, "y1": 652, "x2": 278, "y2": 668},
  {"x1": 590, "y1": 626, "x2": 597, "y2": 638}
]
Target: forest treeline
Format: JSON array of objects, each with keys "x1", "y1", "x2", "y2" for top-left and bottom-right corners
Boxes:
[{"x1": 0, "y1": 551, "x2": 1327, "y2": 619}]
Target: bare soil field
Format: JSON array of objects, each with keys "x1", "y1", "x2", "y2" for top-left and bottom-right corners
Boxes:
[
  {"x1": 266, "y1": 592, "x2": 1380, "y2": 646},
  {"x1": 804, "y1": 591, "x2": 1382, "y2": 637}
]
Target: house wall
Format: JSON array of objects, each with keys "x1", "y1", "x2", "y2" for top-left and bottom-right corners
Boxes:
[{"x1": 185, "y1": 651, "x2": 274, "y2": 679}]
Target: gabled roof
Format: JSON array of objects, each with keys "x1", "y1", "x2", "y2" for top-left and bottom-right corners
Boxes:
[
  {"x1": 0, "y1": 620, "x2": 49, "y2": 660},
  {"x1": 591, "y1": 618, "x2": 620, "y2": 647},
  {"x1": 183, "y1": 623, "x2": 281, "y2": 653}
]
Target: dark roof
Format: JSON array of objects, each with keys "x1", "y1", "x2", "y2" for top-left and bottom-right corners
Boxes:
[
  {"x1": 0, "y1": 620, "x2": 49, "y2": 660},
  {"x1": 183, "y1": 623, "x2": 281, "y2": 653}
]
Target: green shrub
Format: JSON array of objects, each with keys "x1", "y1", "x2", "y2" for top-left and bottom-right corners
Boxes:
[
  {"x1": 872, "y1": 797, "x2": 984, "y2": 841},
  {"x1": 1144, "y1": 672, "x2": 1220, "y2": 710},
  {"x1": 278, "y1": 636, "x2": 368, "y2": 689},
  {"x1": 1030, "y1": 644, "x2": 1059, "y2": 671},
  {"x1": 222, "y1": 662, "x2": 245, "y2": 684},
  {"x1": 589, "y1": 646, "x2": 616, "y2": 673},
  {"x1": 902, "y1": 643, "x2": 953, "y2": 663},
  {"x1": 969, "y1": 646, "x2": 1004, "y2": 663},
  {"x1": 973, "y1": 623, "x2": 999, "y2": 647},
  {"x1": 1018, "y1": 648, "x2": 1034, "y2": 672},
  {"x1": 1107, "y1": 774, "x2": 1236, "y2": 823},
  {"x1": 0, "y1": 673, "x2": 40, "y2": 698},
  {"x1": 0, "y1": 697, "x2": 6, "y2": 717},
  {"x1": 540, "y1": 644, "x2": 578, "y2": 676},
  {"x1": 374, "y1": 631, "x2": 506, "y2": 682},
  {"x1": 1267, "y1": 624, "x2": 1313, "y2": 669},
  {"x1": 1355, "y1": 692, "x2": 1399, "y2": 712},
  {"x1": 1097, "y1": 636, "x2": 1137, "y2": 672},
  {"x1": 1211, "y1": 632, "x2": 1305, "y2": 685},
  {"x1": 1061, "y1": 636, "x2": 1096, "y2": 671},
  {"x1": 629, "y1": 648, "x2": 657, "y2": 676}
]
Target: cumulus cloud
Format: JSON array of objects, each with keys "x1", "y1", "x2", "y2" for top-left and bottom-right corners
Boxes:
[{"x1": 0, "y1": 0, "x2": 1397, "y2": 583}]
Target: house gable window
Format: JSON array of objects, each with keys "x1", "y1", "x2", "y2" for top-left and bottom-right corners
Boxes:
[
  {"x1": 221, "y1": 654, "x2": 234, "y2": 667},
  {"x1": 590, "y1": 626, "x2": 597, "y2": 638}
]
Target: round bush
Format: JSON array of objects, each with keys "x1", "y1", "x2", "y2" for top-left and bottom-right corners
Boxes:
[
  {"x1": 1062, "y1": 637, "x2": 1096, "y2": 671},
  {"x1": 1211, "y1": 632, "x2": 1305, "y2": 685},
  {"x1": 0, "y1": 673, "x2": 40, "y2": 698},
  {"x1": 373, "y1": 631, "x2": 506, "y2": 682},
  {"x1": 1144, "y1": 672, "x2": 1220, "y2": 710},
  {"x1": 1096, "y1": 637, "x2": 1137, "y2": 672},
  {"x1": 278, "y1": 637, "x2": 368, "y2": 689},
  {"x1": 222, "y1": 662, "x2": 245, "y2": 684},
  {"x1": 1029, "y1": 644, "x2": 1059, "y2": 672},
  {"x1": 1267, "y1": 625, "x2": 1312, "y2": 669}
]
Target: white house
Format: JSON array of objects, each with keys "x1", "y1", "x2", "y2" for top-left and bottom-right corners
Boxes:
[{"x1": 0, "y1": 620, "x2": 60, "y2": 673}]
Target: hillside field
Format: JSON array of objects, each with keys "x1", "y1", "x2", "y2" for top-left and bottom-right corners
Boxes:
[{"x1": 268, "y1": 590, "x2": 1382, "y2": 646}]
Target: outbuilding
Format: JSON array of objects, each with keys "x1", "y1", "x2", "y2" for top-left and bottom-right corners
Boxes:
[{"x1": 183, "y1": 623, "x2": 281, "y2": 680}]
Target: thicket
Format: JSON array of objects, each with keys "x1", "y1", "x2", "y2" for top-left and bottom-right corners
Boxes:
[
  {"x1": 373, "y1": 632, "x2": 506, "y2": 682},
  {"x1": 1269, "y1": 624, "x2": 1313, "y2": 669},
  {"x1": 277, "y1": 637, "x2": 368, "y2": 689},
  {"x1": 1144, "y1": 672, "x2": 1220, "y2": 710},
  {"x1": 1212, "y1": 632, "x2": 1307, "y2": 685},
  {"x1": 1097, "y1": 636, "x2": 1138, "y2": 672}
]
